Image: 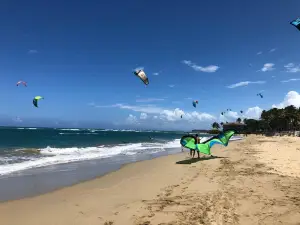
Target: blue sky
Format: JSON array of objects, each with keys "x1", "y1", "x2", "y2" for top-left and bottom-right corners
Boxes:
[{"x1": 1, "y1": 0, "x2": 300, "y2": 130}]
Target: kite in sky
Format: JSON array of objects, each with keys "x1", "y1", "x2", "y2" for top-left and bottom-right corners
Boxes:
[
  {"x1": 180, "y1": 130, "x2": 235, "y2": 155},
  {"x1": 33, "y1": 96, "x2": 44, "y2": 107},
  {"x1": 257, "y1": 93, "x2": 263, "y2": 98},
  {"x1": 290, "y1": 18, "x2": 300, "y2": 31},
  {"x1": 192, "y1": 100, "x2": 198, "y2": 108},
  {"x1": 16, "y1": 81, "x2": 27, "y2": 87},
  {"x1": 133, "y1": 69, "x2": 149, "y2": 85}
]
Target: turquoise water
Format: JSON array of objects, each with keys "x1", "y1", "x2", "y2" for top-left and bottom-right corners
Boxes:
[{"x1": 0, "y1": 127, "x2": 212, "y2": 176}]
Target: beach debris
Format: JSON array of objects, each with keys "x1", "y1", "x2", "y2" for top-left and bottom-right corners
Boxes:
[
  {"x1": 290, "y1": 18, "x2": 300, "y2": 31},
  {"x1": 133, "y1": 69, "x2": 149, "y2": 85},
  {"x1": 192, "y1": 100, "x2": 198, "y2": 108},
  {"x1": 16, "y1": 80, "x2": 27, "y2": 87},
  {"x1": 180, "y1": 130, "x2": 235, "y2": 155},
  {"x1": 33, "y1": 96, "x2": 44, "y2": 108},
  {"x1": 257, "y1": 93, "x2": 263, "y2": 98}
]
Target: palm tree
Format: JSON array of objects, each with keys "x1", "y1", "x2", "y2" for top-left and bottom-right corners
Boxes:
[
  {"x1": 212, "y1": 122, "x2": 220, "y2": 130},
  {"x1": 236, "y1": 118, "x2": 242, "y2": 123}
]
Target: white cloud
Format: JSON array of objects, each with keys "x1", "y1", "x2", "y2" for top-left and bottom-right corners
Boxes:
[
  {"x1": 244, "y1": 106, "x2": 262, "y2": 119},
  {"x1": 168, "y1": 84, "x2": 175, "y2": 88},
  {"x1": 272, "y1": 91, "x2": 300, "y2": 108},
  {"x1": 269, "y1": 48, "x2": 276, "y2": 53},
  {"x1": 182, "y1": 60, "x2": 219, "y2": 73},
  {"x1": 12, "y1": 116, "x2": 22, "y2": 123},
  {"x1": 281, "y1": 78, "x2": 300, "y2": 83},
  {"x1": 28, "y1": 49, "x2": 38, "y2": 54},
  {"x1": 153, "y1": 72, "x2": 159, "y2": 76},
  {"x1": 117, "y1": 104, "x2": 164, "y2": 114},
  {"x1": 219, "y1": 111, "x2": 239, "y2": 122},
  {"x1": 91, "y1": 102, "x2": 216, "y2": 129},
  {"x1": 285, "y1": 63, "x2": 294, "y2": 68},
  {"x1": 136, "y1": 98, "x2": 164, "y2": 103},
  {"x1": 185, "y1": 97, "x2": 193, "y2": 100},
  {"x1": 260, "y1": 63, "x2": 275, "y2": 72},
  {"x1": 257, "y1": 51, "x2": 262, "y2": 55},
  {"x1": 140, "y1": 113, "x2": 148, "y2": 120},
  {"x1": 87, "y1": 102, "x2": 95, "y2": 106},
  {"x1": 284, "y1": 63, "x2": 300, "y2": 73},
  {"x1": 126, "y1": 114, "x2": 138, "y2": 124},
  {"x1": 172, "y1": 101, "x2": 181, "y2": 104},
  {"x1": 160, "y1": 108, "x2": 215, "y2": 122},
  {"x1": 219, "y1": 106, "x2": 262, "y2": 122},
  {"x1": 227, "y1": 81, "x2": 266, "y2": 88},
  {"x1": 92, "y1": 103, "x2": 164, "y2": 114}
]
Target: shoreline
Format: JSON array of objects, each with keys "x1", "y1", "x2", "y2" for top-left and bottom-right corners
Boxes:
[
  {"x1": 1, "y1": 135, "x2": 300, "y2": 225},
  {"x1": 0, "y1": 136, "x2": 242, "y2": 202},
  {"x1": 0, "y1": 147, "x2": 182, "y2": 202}
]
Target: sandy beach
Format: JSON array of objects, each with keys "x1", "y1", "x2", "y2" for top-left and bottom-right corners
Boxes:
[{"x1": 0, "y1": 135, "x2": 300, "y2": 225}]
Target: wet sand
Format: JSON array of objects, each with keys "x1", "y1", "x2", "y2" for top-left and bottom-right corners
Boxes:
[{"x1": 0, "y1": 135, "x2": 300, "y2": 225}]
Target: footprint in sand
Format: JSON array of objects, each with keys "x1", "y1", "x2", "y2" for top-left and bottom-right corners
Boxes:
[{"x1": 104, "y1": 221, "x2": 114, "y2": 225}]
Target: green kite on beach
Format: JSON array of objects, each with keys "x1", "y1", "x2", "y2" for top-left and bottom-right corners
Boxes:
[{"x1": 180, "y1": 130, "x2": 235, "y2": 155}]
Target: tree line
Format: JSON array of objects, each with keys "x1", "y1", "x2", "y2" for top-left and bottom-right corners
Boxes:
[{"x1": 210, "y1": 105, "x2": 300, "y2": 133}]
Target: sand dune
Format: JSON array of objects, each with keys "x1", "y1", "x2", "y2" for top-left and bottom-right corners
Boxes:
[{"x1": 0, "y1": 135, "x2": 300, "y2": 225}]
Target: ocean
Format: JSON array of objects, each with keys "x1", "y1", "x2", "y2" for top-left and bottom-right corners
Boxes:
[
  {"x1": 0, "y1": 127, "x2": 241, "y2": 201},
  {"x1": 0, "y1": 127, "x2": 190, "y2": 176}
]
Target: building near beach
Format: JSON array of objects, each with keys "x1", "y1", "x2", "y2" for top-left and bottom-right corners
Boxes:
[{"x1": 222, "y1": 122, "x2": 246, "y2": 133}]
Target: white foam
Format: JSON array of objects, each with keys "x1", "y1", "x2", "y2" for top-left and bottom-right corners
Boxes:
[
  {"x1": 59, "y1": 132, "x2": 97, "y2": 135},
  {"x1": 0, "y1": 139, "x2": 181, "y2": 176},
  {"x1": 58, "y1": 129, "x2": 81, "y2": 131},
  {"x1": 16, "y1": 127, "x2": 38, "y2": 130}
]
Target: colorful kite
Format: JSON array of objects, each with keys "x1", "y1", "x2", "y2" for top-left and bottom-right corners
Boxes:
[
  {"x1": 257, "y1": 93, "x2": 263, "y2": 98},
  {"x1": 180, "y1": 130, "x2": 235, "y2": 155},
  {"x1": 133, "y1": 69, "x2": 149, "y2": 85},
  {"x1": 192, "y1": 100, "x2": 198, "y2": 108},
  {"x1": 33, "y1": 96, "x2": 44, "y2": 107},
  {"x1": 290, "y1": 18, "x2": 300, "y2": 31},
  {"x1": 16, "y1": 81, "x2": 27, "y2": 87}
]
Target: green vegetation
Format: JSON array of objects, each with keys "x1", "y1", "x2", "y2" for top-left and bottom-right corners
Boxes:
[
  {"x1": 211, "y1": 122, "x2": 220, "y2": 130},
  {"x1": 244, "y1": 105, "x2": 300, "y2": 133},
  {"x1": 208, "y1": 106, "x2": 300, "y2": 135}
]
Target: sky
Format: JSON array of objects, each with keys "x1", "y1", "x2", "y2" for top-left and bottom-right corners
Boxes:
[{"x1": 1, "y1": 0, "x2": 300, "y2": 130}]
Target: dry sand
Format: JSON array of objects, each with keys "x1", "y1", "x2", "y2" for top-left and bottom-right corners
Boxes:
[{"x1": 0, "y1": 135, "x2": 300, "y2": 225}]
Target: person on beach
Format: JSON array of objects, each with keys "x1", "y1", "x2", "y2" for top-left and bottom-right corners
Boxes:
[
  {"x1": 190, "y1": 148, "x2": 194, "y2": 157},
  {"x1": 195, "y1": 134, "x2": 201, "y2": 158},
  {"x1": 190, "y1": 134, "x2": 201, "y2": 158}
]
